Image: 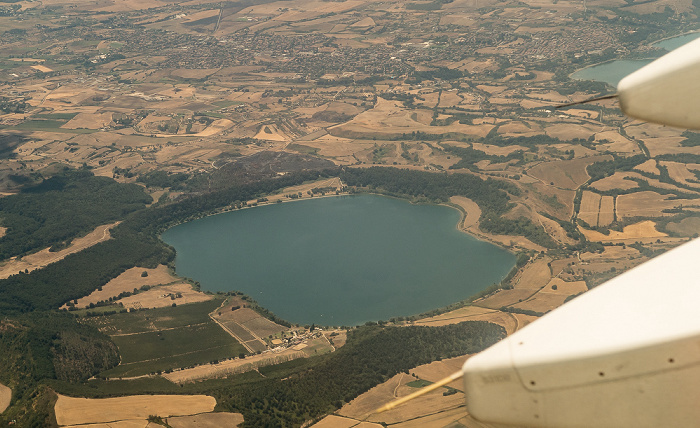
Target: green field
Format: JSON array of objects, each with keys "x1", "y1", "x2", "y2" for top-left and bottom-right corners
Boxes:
[
  {"x1": 82, "y1": 298, "x2": 248, "y2": 377},
  {"x1": 103, "y1": 322, "x2": 247, "y2": 377},
  {"x1": 84, "y1": 298, "x2": 225, "y2": 334}
]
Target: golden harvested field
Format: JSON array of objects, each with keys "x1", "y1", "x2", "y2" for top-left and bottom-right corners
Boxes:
[
  {"x1": 168, "y1": 412, "x2": 244, "y2": 428},
  {"x1": 450, "y1": 196, "x2": 481, "y2": 229},
  {"x1": 0, "y1": 222, "x2": 118, "y2": 280},
  {"x1": 67, "y1": 264, "x2": 180, "y2": 309},
  {"x1": 590, "y1": 172, "x2": 640, "y2": 192},
  {"x1": 0, "y1": 383, "x2": 10, "y2": 414},
  {"x1": 635, "y1": 159, "x2": 660, "y2": 175},
  {"x1": 62, "y1": 112, "x2": 113, "y2": 129},
  {"x1": 581, "y1": 220, "x2": 666, "y2": 241},
  {"x1": 329, "y1": 98, "x2": 494, "y2": 138},
  {"x1": 513, "y1": 278, "x2": 587, "y2": 313},
  {"x1": 54, "y1": 394, "x2": 216, "y2": 426},
  {"x1": 616, "y1": 191, "x2": 700, "y2": 219},
  {"x1": 338, "y1": 370, "x2": 466, "y2": 426},
  {"x1": 513, "y1": 258, "x2": 552, "y2": 289},
  {"x1": 578, "y1": 191, "x2": 601, "y2": 226},
  {"x1": 544, "y1": 123, "x2": 603, "y2": 140},
  {"x1": 528, "y1": 155, "x2": 611, "y2": 190},
  {"x1": 163, "y1": 349, "x2": 305, "y2": 383},
  {"x1": 117, "y1": 283, "x2": 213, "y2": 309},
  {"x1": 414, "y1": 306, "x2": 519, "y2": 334},
  {"x1": 411, "y1": 355, "x2": 469, "y2": 389},
  {"x1": 661, "y1": 161, "x2": 700, "y2": 188},
  {"x1": 312, "y1": 415, "x2": 370, "y2": 428},
  {"x1": 599, "y1": 196, "x2": 615, "y2": 226}
]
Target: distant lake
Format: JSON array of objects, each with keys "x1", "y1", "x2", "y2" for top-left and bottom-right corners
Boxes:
[
  {"x1": 162, "y1": 195, "x2": 515, "y2": 326},
  {"x1": 571, "y1": 32, "x2": 700, "y2": 87}
]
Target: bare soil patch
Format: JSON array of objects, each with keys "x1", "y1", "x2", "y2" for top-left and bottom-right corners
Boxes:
[
  {"x1": 54, "y1": 394, "x2": 216, "y2": 426},
  {"x1": 0, "y1": 222, "x2": 118, "y2": 280}
]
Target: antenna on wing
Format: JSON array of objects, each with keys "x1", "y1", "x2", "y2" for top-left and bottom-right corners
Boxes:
[
  {"x1": 555, "y1": 93, "x2": 618, "y2": 109},
  {"x1": 375, "y1": 370, "x2": 464, "y2": 414}
]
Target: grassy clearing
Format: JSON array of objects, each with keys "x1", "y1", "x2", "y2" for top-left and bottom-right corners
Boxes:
[{"x1": 406, "y1": 379, "x2": 433, "y2": 388}]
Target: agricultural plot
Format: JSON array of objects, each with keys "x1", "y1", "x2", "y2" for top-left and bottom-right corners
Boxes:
[
  {"x1": 86, "y1": 298, "x2": 225, "y2": 335},
  {"x1": 513, "y1": 278, "x2": 588, "y2": 313},
  {"x1": 528, "y1": 155, "x2": 611, "y2": 190},
  {"x1": 578, "y1": 191, "x2": 601, "y2": 227},
  {"x1": 103, "y1": 322, "x2": 247, "y2": 378},
  {"x1": 54, "y1": 394, "x2": 216, "y2": 426}
]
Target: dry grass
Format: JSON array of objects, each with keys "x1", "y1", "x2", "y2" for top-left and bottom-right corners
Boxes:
[
  {"x1": 0, "y1": 222, "x2": 118, "y2": 280},
  {"x1": 163, "y1": 349, "x2": 306, "y2": 383},
  {"x1": 581, "y1": 220, "x2": 666, "y2": 241},
  {"x1": 599, "y1": 196, "x2": 615, "y2": 226},
  {"x1": 666, "y1": 216, "x2": 700, "y2": 237},
  {"x1": 450, "y1": 196, "x2": 481, "y2": 229},
  {"x1": 661, "y1": 161, "x2": 700, "y2": 188},
  {"x1": 54, "y1": 394, "x2": 216, "y2": 426},
  {"x1": 635, "y1": 159, "x2": 660, "y2": 175},
  {"x1": 616, "y1": 191, "x2": 700, "y2": 219},
  {"x1": 544, "y1": 123, "x2": 603, "y2": 140},
  {"x1": 66, "y1": 265, "x2": 180, "y2": 309},
  {"x1": 313, "y1": 415, "x2": 368, "y2": 428},
  {"x1": 413, "y1": 306, "x2": 518, "y2": 334},
  {"x1": 513, "y1": 278, "x2": 587, "y2": 313},
  {"x1": 168, "y1": 412, "x2": 244, "y2": 427},
  {"x1": 578, "y1": 191, "x2": 601, "y2": 226},
  {"x1": 329, "y1": 98, "x2": 494, "y2": 139},
  {"x1": 0, "y1": 383, "x2": 10, "y2": 414},
  {"x1": 590, "y1": 171, "x2": 640, "y2": 192},
  {"x1": 117, "y1": 283, "x2": 213, "y2": 309},
  {"x1": 528, "y1": 155, "x2": 611, "y2": 190},
  {"x1": 62, "y1": 112, "x2": 113, "y2": 129}
]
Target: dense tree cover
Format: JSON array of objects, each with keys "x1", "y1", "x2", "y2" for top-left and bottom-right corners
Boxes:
[
  {"x1": 0, "y1": 230, "x2": 172, "y2": 313},
  {"x1": 0, "y1": 312, "x2": 119, "y2": 426},
  {"x1": 0, "y1": 169, "x2": 152, "y2": 259},
  {"x1": 136, "y1": 170, "x2": 189, "y2": 189},
  {"x1": 340, "y1": 166, "x2": 516, "y2": 214},
  {"x1": 212, "y1": 321, "x2": 504, "y2": 427}
]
